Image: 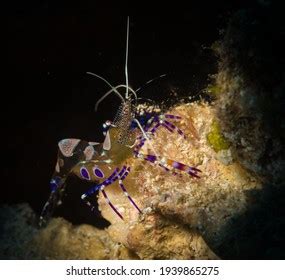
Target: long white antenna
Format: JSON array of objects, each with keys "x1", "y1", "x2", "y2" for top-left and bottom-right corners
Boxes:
[
  {"x1": 125, "y1": 16, "x2": 130, "y2": 99},
  {"x1": 87, "y1": 72, "x2": 125, "y2": 110},
  {"x1": 94, "y1": 85, "x2": 125, "y2": 111},
  {"x1": 135, "y1": 74, "x2": 167, "y2": 92},
  {"x1": 86, "y1": 72, "x2": 115, "y2": 91},
  {"x1": 94, "y1": 84, "x2": 138, "y2": 111}
]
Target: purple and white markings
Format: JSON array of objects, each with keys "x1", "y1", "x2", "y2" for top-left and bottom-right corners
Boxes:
[
  {"x1": 81, "y1": 166, "x2": 141, "y2": 220},
  {"x1": 150, "y1": 122, "x2": 161, "y2": 135},
  {"x1": 172, "y1": 161, "x2": 201, "y2": 178},
  {"x1": 147, "y1": 114, "x2": 186, "y2": 139},
  {"x1": 172, "y1": 161, "x2": 184, "y2": 169},
  {"x1": 133, "y1": 113, "x2": 187, "y2": 158},
  {"x1": 49, "y1": 176, "x2": 62, "y2": 192},
  {"x1": 135, "y1": 152, "x2": 201, "y2": 178},
  {"x1": 187, "y1": 166, "x2": 202, "y2": 178},
  {"x1": 161, "y1": 122, "x2": 174, "y2": 133},
  {"x1": 164, "y1": 114, "x2": 182, "y2": 119},
  {"x1": 145, "y1": 154, "x2": 157, "y2": 163},
  {"x1": 50, "y1": 179, "x2": 58, "y2": 192},
  {"x1": 118, "y1": 167, "x2": 142, "y2": 214},
  {"x1": 58, "y1": 139, "x2": 81, "y2": 157},
  {"x1": 164, "y1": 120, "x2": 186, "y2": 139},
  {"x1": 80, "y1": 166, "x2": 91, "y2": 180},
  {"x1": 93, "y1": 166, "x2": 105, "y2": 178},
  {"x1": 101, "y1": 189, "x2": 124, "y2": 220}
]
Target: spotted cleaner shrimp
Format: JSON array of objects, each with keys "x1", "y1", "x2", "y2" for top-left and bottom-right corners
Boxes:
[{"x1": 39, "y1": 17, "x2": 201, "y2": 226}]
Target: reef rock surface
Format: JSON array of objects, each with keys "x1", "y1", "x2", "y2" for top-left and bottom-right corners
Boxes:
[
  {"x1": 0, "y1": 203, "x2": 137, "y2": 259},
  {"x1": 98, "y1": 102, "x2": 260, "y2": 258},
  {"x1": 0, "y1": 202, "x2": 217, "y2": 259}
]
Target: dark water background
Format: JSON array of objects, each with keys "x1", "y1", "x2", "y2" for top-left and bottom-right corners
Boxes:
[{"x1": 2, "y1": 2, "x2": 264, "y2": 231}]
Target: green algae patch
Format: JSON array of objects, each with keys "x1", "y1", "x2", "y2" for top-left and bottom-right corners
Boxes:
[
  {"x1": 206, "y1": 84, "x2": 222, "y2": 97},
  {"x1": 207, "y1": 120, "x2": 230, "y2": 152}
]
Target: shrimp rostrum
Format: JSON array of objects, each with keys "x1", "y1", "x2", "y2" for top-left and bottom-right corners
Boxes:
[{"x1": 39, "y1": 17, "x2": 201, "y2": 226}]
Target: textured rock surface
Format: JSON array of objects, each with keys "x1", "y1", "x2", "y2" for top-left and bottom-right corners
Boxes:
[
  {"x1": 0, "y1": 202, "x2": 217, "y2": 259},
  {"x1": 127, "y1": 214, "x2": 218, "y2": 260},
  {"x1": 31, "y1": 218, "x2": 137, "y2": 259},
  {"x1": 212, "y1": 6, "x2": 285, "y2": 184},
  {"x1": 0, "y1": 204, "x2": 38, "y2": 259},
  {"x1": 205, "y1": 3, "x2": 285, "y2": 258},
  {"x1": 98, "y1": 102, "x2": 261, "y2": 257},
  {"x1": 0, "y1": 203, "x2": 137, "y2": 259}
]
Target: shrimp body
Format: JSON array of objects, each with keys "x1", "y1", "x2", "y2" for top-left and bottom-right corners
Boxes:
[{"x1": 40, "y1": 17, "x2": 201, "y2": 226}]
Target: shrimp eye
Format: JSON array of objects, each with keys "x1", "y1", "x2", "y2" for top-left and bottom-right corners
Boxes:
[{"x1": 103, "y1": 120, "x2": 113, "y2": 136}]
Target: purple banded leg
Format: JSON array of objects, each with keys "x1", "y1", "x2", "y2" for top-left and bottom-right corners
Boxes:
[
  {"x1": 105, "y1": 166, "x2": 127, "y2": 185},
  {"x1": 150, "y1": 122, "x2": 161, "y2": 135},
  {"x1": 39, "y1": 176, "x2": 65, "y2": 226},
  {"x1": 133, "y1": 121, "x2": 161, "y2": 154},
  {"x1": 119, "y1": 181, "x2": 142, "y2": 213},
  {"x1": 118, "y1": 167, "x2": 142, "y2": 213},
  {"x1": 49, "y1": 176, "x2": 63, "y2": 192},
  {"x1": 158, "y1": 163, "x2": 181, "y2": 176},
  {"x1": 133, "y1": 139, "x2": 147, "y2": 155},
  {"x1": 143, "y1": 154, "x2": 157, "y2": 163},
  {"x1": 164, "y1": 114, "x2": 182, "y2": 120},
  {"x1": 98, "y1": 166, "x2": 133, "y2": 220},
  {"x1": 188, "y1": 166, "x2": 202, "y2": 178},
  {"x1": 81, "y1": 184, "x2": 102, "y2": 212},
  {"x1": 188, "y1": 170, "x2": 201, "y2": 178},
  {"x1": 163, "y1": 120, "x2": 186, "y2": 139},
  {"x1": 140, "y1": 153, "x2": 171, "y2": 172},
  {"x1": 118, "y1": 165, "x2": 127, "y2": 177},
  {"x1": 82, "y1": 167, "x2": 119, "y2": 198},
  {"x1": 172, "y1": 161, "x2": 202, "y2": 178},
  {"x1": 81, "y1": 168, "x2": 120, "y2": 213},
  {"x1": 158, "y1": 163, "x2": 171, "y2": 172},
  {"x1": 134, "y1": 123, "x2": 175, "y2": 155},
  {"x1": 161, "y1": 123, "x2": 175, "y2": 133},
  {"x1": 149, "y1": 120, "x2": 174, "y2": 135},
  {"x1": 144, "y1": 116, "x2": 158, "y2": 132},
  {"x1": 166, "y1": 159, "x2": 201, "y2": 178},
  {"x1": 134, "y1": 128, "x2": 157, "y2": 155},
  {"x1": 120, "y1": 166, "x2": 130, "y2": 180},
  {"x1": 137, "y1": 152, "x2": 201, "y2": 178},
  {"x1": 136, "y1": 138, "x2": 146, "y2": 149},
  {"x1": 101, "y1": 189, "x2": 124, "y2": 220},
  {"x1": 143, "y1": 154, "x2": 181, "y2": 176},
  {"x1": 147, "y1": 115, "x2": 185, "y2": 139},
  {"x1": 134, "y1": 116, "x2": 169, "y2": 154}
]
